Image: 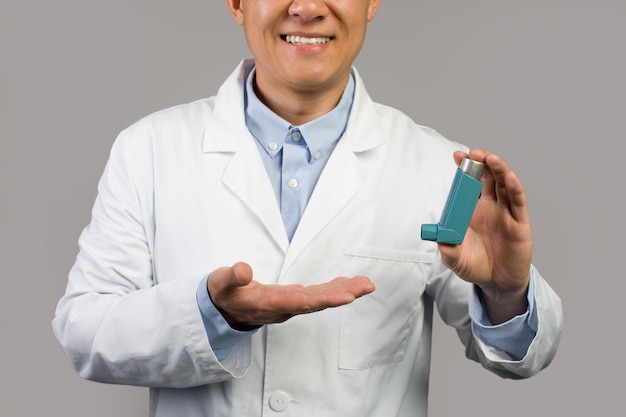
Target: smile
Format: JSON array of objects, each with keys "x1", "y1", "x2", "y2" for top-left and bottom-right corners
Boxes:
[{"x1": 283, "y1": 35, "x2": 332, "y2": 45}]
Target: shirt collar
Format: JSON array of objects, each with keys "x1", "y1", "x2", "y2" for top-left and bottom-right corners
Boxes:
[{"x1": 244, "y1": 67, "x2": 355, "y2": 163}]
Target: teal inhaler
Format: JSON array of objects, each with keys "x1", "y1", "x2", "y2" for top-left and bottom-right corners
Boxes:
[{"x1": 421, "y1": 158, "x2": 484, "y2": 245}]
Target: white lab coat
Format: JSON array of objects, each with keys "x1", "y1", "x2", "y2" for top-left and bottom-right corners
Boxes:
[{"x1": 53, "y1": 59, "x2": 563, "y2": 417}]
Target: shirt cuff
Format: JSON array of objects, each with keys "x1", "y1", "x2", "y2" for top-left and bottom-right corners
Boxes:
[
  {"x1": 196, "y1": 275, "x2": 259, "y2": 361},
  {"x1": 469, "y1": 267, "x2": 539, "y2": 361}
]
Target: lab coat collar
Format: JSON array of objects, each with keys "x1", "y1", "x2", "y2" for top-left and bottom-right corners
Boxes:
[{"x1": 202, "y1": 59, "x2": 385, "y2": 154}]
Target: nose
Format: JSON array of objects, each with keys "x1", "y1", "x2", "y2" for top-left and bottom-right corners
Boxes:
[{"x1": 288, "y1": 0, "x2": 328, "y2": 22}]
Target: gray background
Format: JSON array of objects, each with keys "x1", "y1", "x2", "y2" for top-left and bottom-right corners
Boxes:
[{"x1": 1, "y1": 1, "x2": 624, "y2": 416}]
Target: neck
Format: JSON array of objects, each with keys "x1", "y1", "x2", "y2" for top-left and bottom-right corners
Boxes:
[{"x1": 253, "y1": 74, "x2": 350, "y2": 126}]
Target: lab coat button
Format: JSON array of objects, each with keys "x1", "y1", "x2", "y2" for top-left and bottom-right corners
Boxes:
[{"x1": 269, "y1": 391, "x2": 290, "y2": 412}]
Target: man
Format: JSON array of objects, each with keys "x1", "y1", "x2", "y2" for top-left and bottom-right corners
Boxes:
[{"x1": 53, "y1": 1, "x2": 563, "y2": 416}]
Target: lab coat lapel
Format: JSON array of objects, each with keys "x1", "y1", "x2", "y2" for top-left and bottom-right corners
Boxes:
[
  {"x1": 281, "y1": 139, "x2": 365, "y2": 273},
  {"x1": 281, "y1": 70, "x2": 385, "y2": 275},
  {"x1": 202, "y1": 60, "x2": 289, "y2": 253},
  {"x1": 222, "y1": 136, "x2": 289, "y2": 252}
]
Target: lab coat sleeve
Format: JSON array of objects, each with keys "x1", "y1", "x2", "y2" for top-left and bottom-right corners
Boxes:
[
  {"x1": 52, "y1": 128, "x2": 252, "y2": 388},
  {"x1": 469, "y1": 269, "x2": 538, "y2": 361},
  {"x1": 427, "y1": 259, "x2": 563, "y2": 379}
]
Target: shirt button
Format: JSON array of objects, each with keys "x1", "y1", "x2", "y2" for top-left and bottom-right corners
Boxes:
[
  {"x1": 287, "y1": 178, "x2": 298, "y2": 189},
  {"x1": 313, "y1": 151, "x2": 322, "y2": 160},
  {"x1": 269, "y1": 391, "x2": 290, "y2": 412},
  {"x1": 268, "y1": 142, "x2": 278, "y2": 151},
  {"x1": 291, "y1": 131, "x2": 302, "y2": 141}
]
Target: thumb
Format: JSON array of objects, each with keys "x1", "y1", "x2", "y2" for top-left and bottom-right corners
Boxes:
[
  {"x1": 438, "y1": 243, "x2": 461, "y2": 272},
  {"x1": 231, "y1": 262, "x2": 254, "y2": 286},
  {"x1": 208, "y1": 262, "x2": 254, "y2": 294}
]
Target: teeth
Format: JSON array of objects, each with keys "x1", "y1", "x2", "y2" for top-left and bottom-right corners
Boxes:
[{"x1": 285, "y1": 35, "x2": 331, "y2": 45}]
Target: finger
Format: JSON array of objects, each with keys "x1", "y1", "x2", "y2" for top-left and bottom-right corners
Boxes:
[
  {"x1": 484, "y1": 152, "x2": 513, "y2": 205},
  {"x1": 504, "y1": 170, "x2": 530, "y2": 223},
  {"x1": 319, "y1": 276, "x2": 376, "y2": 304},
  {"x1": 298, "y1": 276, "x2": 374, "y2": 312},
  {"x1": 460, "y1": 149, "x2": 497, "y2": 201},
  {"x1": 452, "y1": 150, "x2": 469, "y2": 166},
  {"x1": 479, "y1": 164, "x2": 497, "y2": 201},
  {"x1": 467, "y1": 148, "x2": 489, "y2": 163},
  {"x1": 481, "y1": 153, "x2": 530, "y2": 222},
  {"x1": 265, "y1": 276, "x2": 375, "y2": 315}
]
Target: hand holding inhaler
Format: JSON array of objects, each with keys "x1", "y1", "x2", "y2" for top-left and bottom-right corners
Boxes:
[
  {"x1": 423, "y1": 150, "x2": 534, "y2": 323},
  {"x1": 421, "y1": 158, "x2": 483, "y2": 245}
]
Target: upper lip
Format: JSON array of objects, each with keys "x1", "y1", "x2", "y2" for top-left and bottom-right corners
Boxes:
[{"x1": 281, "y1": 32, "x2": 333, "y2": 39}]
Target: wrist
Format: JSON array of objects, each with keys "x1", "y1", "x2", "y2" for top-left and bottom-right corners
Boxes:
[
  {"x1": 479, "y1": 280, "x2": 529, "y2": 324},
  {"x1": 480, "y1": 283, "x2": 528, "y2": 305}
]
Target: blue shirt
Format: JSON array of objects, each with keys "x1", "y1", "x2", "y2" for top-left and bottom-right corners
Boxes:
[
  {"x1": 245, "y1": 67, "x2": 355, "y2": 241},
  {"x1": 197, "y1": 66, "x2": 537, "y2": 362}
]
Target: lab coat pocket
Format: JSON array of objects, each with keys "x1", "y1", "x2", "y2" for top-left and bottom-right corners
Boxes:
[{"x1": 339, "y1": 246, "x2": 432, "y2": 370}]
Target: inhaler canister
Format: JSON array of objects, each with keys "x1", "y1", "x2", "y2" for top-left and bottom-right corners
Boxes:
[{"x1": 421, "y1": 158, "x2": 484, "y2": 245}]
